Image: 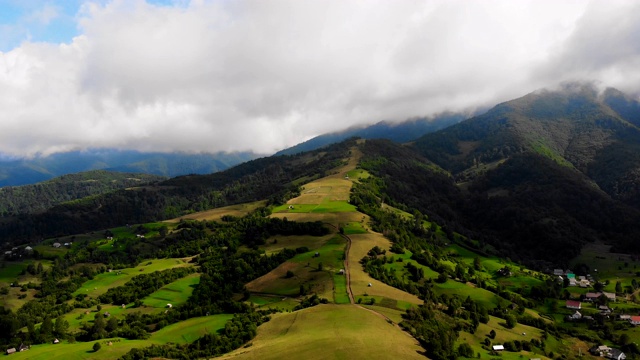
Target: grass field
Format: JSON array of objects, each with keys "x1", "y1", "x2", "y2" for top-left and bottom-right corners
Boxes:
[
  {"x1": 342, "y1": 221, "x2": 367, "y2": 235},
  {"x1": 272, "y1": 201, "x2": 356, "y2": 213},
  {"x1": 165, "y1": 201, "x2": 267, "y2": 223},
  {"x1": 8, "y1": 314, "x2": 233, "y2": 360},
  {"x1": 348, "y1": 232, "x2": 422, "y2": 305},
  {"x1": 260, "y1": 234, "x2": 334, "y2": 255},
  {"x1": 73, "y1": 258, "x2": 193, "y2": 298},
  {"x1": 142, "y1": 272, "x2": 200, "y2": 308},
  {"x1": 218, "y1": 304, "x2": 425, "y2": 360},
  {"x1": 333, "y1": 274, "x2": 350, "y2": 304},
  {"x1": 247, "y1": 236, "x2": 346, "y2": 298}
]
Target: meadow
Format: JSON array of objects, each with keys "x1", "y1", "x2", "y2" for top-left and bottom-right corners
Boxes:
[
  {"x1": 218, "y1": 304, "x2": 425, "y2": 360},
  {"x1": 73, "y1": 258, "x2": 193, "y2": 298}
]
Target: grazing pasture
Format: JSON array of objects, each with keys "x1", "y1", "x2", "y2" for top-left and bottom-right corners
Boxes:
[
  {"x1": 218, "y1": 304, "x2": 424, "y2": 360},
  {"x1": 142, "y1": 272, "x2": 200, "y2": 308},
  {"x1": 73, "y1": 258, "x2": 193, "y2": 298},
  {"x1": 165, "y1": 201, "x2": 267, "y2": 223}
]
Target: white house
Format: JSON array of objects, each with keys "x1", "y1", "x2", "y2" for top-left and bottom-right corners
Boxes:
[{"x1": 492, "y1": 345, "x2": 504, "y2": 351}]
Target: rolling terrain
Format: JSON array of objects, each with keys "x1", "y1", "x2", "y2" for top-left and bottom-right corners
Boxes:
[{"x1": 3, "y1": 85, "x2": 640, "y2": 359}]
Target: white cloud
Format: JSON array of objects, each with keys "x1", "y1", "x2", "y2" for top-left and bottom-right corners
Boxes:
[{"x1": 0, "y1": 0, "x2": 639, "y2": 157}]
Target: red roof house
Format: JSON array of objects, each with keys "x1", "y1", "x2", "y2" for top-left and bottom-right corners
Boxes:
[{"x1": 566, "y1": 300, "x2": 582, "y2": 310}]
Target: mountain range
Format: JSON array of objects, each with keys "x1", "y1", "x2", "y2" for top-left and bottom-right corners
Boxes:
[{"x1": 2, "y1": 82, "x2": 640, "y2": 267}]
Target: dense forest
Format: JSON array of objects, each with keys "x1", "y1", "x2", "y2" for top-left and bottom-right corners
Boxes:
[{"x1": 0, "y1": 170, "x2": 166, "y2": 216}]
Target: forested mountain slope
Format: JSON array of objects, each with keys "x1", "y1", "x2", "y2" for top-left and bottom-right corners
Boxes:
[
  {"x1": 0, "y1": 170, "x2": 166, "y2": 216},
  {"x1": 0, "y1": 140, "x2": 355, "y2": 244}
]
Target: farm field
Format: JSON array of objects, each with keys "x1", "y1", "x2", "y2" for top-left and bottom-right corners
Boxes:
[
  {"x1": 165, "y1": 200, "x2": 267, "y2": 223},
  {"x1": 218, "y1": 304, "x2": 425, "y2": 360},
  {"x1": 73, "y1": 258, "x2": 194, "y2": 298},
  {"x1": 347, "y1": 232, "x2": 422, "y2": 306},
  {"x1": 142, "y1": 272, "x2": 201, "y2": 308},
  {"x1": 7, "y1": 314, "x2": 233, "y2": 360}
]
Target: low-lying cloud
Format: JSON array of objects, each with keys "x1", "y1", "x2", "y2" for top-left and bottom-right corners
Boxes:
[{"x1": 1, "y1": 0, "x2": 639, "y2": 157}]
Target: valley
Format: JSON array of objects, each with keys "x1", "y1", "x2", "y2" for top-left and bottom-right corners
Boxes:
[{"x1": 2, "y1": 110, "x2": 640, "y2": 359}]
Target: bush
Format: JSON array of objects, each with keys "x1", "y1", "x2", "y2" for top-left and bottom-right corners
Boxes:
[
  {"x1": 458, "y1": 343, "x2": 474, "y2": 358},
  {"x1": 93, "y1": 342, "x2": 101, "y2": 352}
]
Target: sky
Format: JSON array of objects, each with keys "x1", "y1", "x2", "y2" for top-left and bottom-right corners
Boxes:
[{"x1": 1, "y1": 0, "x2": 640, "y2": 158}]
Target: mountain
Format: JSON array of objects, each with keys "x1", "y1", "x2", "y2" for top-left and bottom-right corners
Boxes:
[
  {"x1": 0, "y1": 140, "x2": 355, "y2": 243},
  {"x1": 0, "y1": 170, "x2": 166, "y2": 216},
  {"x1": 274, "y1": 113, "x2": 467, "y2": 156},
  {"x1": 0, "y1": 149, "x2": 260, "y2": 187},
  {"x1": 394, "y1": 82, "x2": 640, "y2": 263}
]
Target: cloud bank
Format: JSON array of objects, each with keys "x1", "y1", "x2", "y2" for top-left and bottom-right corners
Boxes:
[{"x1": 0, "y1": 0, "x2": 639, "y2": 157}]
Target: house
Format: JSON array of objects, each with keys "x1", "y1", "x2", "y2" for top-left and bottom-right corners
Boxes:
[
  {"x1": 103, "y1": 312, "x2": 111, "y2": 317},
  {"x1": 599, "y1": 305, "x2": 611, "y2": 314},
  {"x1": 567, "y1": 311, "x2": 582, "y2": 320},
  {"x1": 167, "y1": 303, "x2": 172, "y2": 308},
  {"x1": 619, "y1": 314, "x2": 631, "y2": 321},
  {"x1": 63, "y1": 243, "x2": 69, "y2": 246},
  {"x1": 568, "y1": 278, "x2": 577, "y2": 286},
  {"x1": 553, "y1": 269, "x2": 564, "y2": 276},
  {"x1": 4, "y1": 251, "x2": 11, "y2": 255},
  {"x1": 603, "y1": 292, "x2": 616, "y2": 301},
  {"x1": 609, "y1": 348, "x2": 626, "y2": 360},
  {"x1": 579, "y1": 279, "x2": 590, "y2": 288},
  {"x1": 566, "y1": 300, "x2": 581, "y2": 310},
  {"x1": 629, "y1": 316, "x2": 640, "y2": 325},
  {"x1": 591, "y1": 345, "x2": 612, "y2": 356},
  {"x1": 52, "y1": 242, "x2": 61, "y2": 248},
  {"x1": 53, "y1": 339, "x2": 60, "y2": 344},
  {"x1": 338, "y1": 269, "x2": 345, "y2": 275},
  {"x1": 6, "y1": 348, "x2": 16, "y2": 355},
  {"x1": 18, "y1": 344, "x2": 29, "y2": 352},
  {"x1": 492, "y1": 345, "x2": 504, "y2": 351},
  {"x1": 585, "y1": 292, "x2": 600, "y2": 302},
  {"x1": 24, "y1": 246, "x2": 32, "y2": 251}
]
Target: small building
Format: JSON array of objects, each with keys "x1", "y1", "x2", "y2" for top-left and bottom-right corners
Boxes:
[
  {"x1": 167, "y1": 303, "x2": 172, "y2": 308},
  {"x1": 619, "y1": 314, "x2": 631, "y2": 321},
  {"x1": 553, "y1": 269, "x2": 564, "y2": 276},
  {"x1": 24, "y1": 246, "x2": 32, "y2": 251},
  {"x1": 585, "y1": 292, "x2": 600, "y2": 302},
  {"x1": 566, "y1": 300, "x2": 581, "y2": 310},
  {"x1": 492, "y1": 345, "x2": 504, "y2": 351},
  {"x1": 338, "y1": 269, "x2": 345, "y2": 275},
  {"x1": 18, "y1": 344, "x2": 29, "y2": 352},
  {"x1": 53, "y1": 339, "x2": 59, "y2": 344},
  {"x1": 603, "y1": 292, "x2": 616, "y2": 301},
  {"x1": 629, "y1": 316, "x2": 640, "y2": 326},
  {"x1": 4, "y1": 251, "x2": 11, "y2": 255},
  {"x1": 579, "y1": 279, "x2": 590, "y2": 287},
  {"x1": 52, "y1": 242, "x2": 61, "y2": 248},
  {"x1": 609, "y1": 348, "x2": 626, "y2": 360},
  {"x1": 6, "y1": 348, "x2": 16, "y2": 355},
  {"x1": 567, "y1": 311, "x2": 582, "y2": 320},
  {"x1": 368, "y1": 283, "x2": 372, "y2": 287},
  {"x1": 103, "y1": 312, "x2": 111, "y2": 317},
  {"x1": 568, "y1": 278, "x2": 577, "y2": 286}
]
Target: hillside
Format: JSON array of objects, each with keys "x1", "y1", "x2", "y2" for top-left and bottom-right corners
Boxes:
[
  {"x1": 0, "y1": 140, "x2": 356, "y2": 244},
  {"x1": 274, "y1": 113, "x2": 465, "y2": 156},
  {"x1": 0, "y1": 170, "x2": 166, "y2": 216},
  {"x1": 0, "y1": 149, "x2": 259, "y2": 187},
  {"x1": 2, "y1": 138, "x2": 640, "y2": 360}
]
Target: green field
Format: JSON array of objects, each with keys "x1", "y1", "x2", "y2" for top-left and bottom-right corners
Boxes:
[
  {"x1": 273, "y1": 201, "x2": 356, "y2": 213},
  {"x1": 333, "y1": 274, "x2": 350, "y2": 304},
  {"x1": 218, "y1": 304, "x2": 425, "y2": 360},
  {"x1": 342, "y1": 221, "x2": 367, "y2": 235},
  {"x1": 8, "y1": 314, "x2": 233, "y2": 360},
  {"x1": 73, "y1": 258, "x2": 193, "y2": 298},
  {"x1": 142, "y1": 272, "x2": 201, "y2": 308}
]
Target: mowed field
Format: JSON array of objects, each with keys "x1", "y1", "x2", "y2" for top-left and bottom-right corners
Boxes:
[
  {"x1": 348, "y1": 232, "x2": 422, "y2": 306},
  {"x1": 73, "y1": 258, "x2": 194, "y2": 298},
  {"x1": 164, "y1": 201, "x2": 267, "y2": 223},
  {"x1": 7, "y1": 314, "x2": 233, "y2": 360},
  {"x1": 218, "y1": 304, "x2": 425, "y2": 360},
  {"x1": 142, "y1": 272, "x2": 201, "y2": 308}
]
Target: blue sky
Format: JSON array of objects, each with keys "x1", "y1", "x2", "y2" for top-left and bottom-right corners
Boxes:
[{"x1": 0, "y1": 0, "x2": 173, "y2": 51}]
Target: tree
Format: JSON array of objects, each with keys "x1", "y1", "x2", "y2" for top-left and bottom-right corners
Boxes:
[
  {"x1": 93, "y1": 342, "x2": 101, "y2": 352},
  {"x1": 616, "y1": 281, "x2": 623, "y2": 294},
  {"x1": 54, "y1": 315, "x2": 69, "y2": 338},
  {"x1": 458, "y1": 343, "x2": 474, "y2": 358},
  {"x1": 40, "y1": 316, "x2": 53, "y2": 341},
  {"x1": 489, "y1": 329, "x2": 496, "y2": 339},
  {"x1": 505, "y1": 314, "x2": 517, "y2": 329}
]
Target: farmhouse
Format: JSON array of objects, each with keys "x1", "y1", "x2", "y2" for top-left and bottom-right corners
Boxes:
[
  {"x1": 590, "y1": 345, "x2": 626, "y2": 360},
  {"x1": 567, "y1": 311, "x2": 582, "y2": 320},
  {"x1": 585, "y1": 292, "x2": 616, "y2": 302},
  {"x1": 566, "y1": 300, "x2": 581, "y2": 310},
  {"x1": 492, "y1": 345, "x2": 504, "y2": 351},
  {"x1": 24, "y1": 246, "x2": 32, "y2": 251},
  {"x1": 629, "y1": 316, "x2": 640, "y2": 326},
  {"x1": 6, "y1": 348, "x2": 16, "y2": 355}
]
